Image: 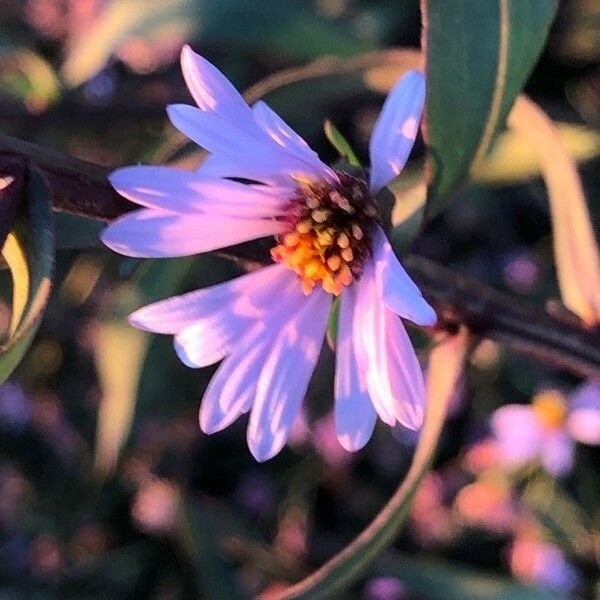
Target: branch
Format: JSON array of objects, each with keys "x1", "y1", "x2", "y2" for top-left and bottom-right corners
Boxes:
[
  {"x1": 0, "y1": 132, "x2": 135, "y2": 221},
  {"x1": 0, "y1": 133, "x2": 598, "y2": 378}
]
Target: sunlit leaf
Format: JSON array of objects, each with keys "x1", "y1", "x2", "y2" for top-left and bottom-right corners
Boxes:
[
  {"x1": 94, "y1": 318, "x2": 151, "y2": 474},
  {"x1": 62, "y1": 0, "x2": 197, "y2": 86},
  {"x1": 62, "y1": 0, "x2": 371, "y2": 87},
  {"x1": 0, "y1": 169, "x2": 54, "y2": 384},
  {"x1": 470, "y1": 122, "x2": 600, "y2": 184},
  {"x1": 93, "y1": 256, "x2": 199, "y2": 473},
  {"x1": 507, "y1": 96, "x2": 600, "y2": 325},
  {"x1": 0, "y1": 47, "x2": 60, "y2": 111},
  {"x1": 422, "y1": 0, "x2": 558, "y2": 214}
]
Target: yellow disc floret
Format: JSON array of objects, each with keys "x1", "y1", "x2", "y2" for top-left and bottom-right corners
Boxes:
[
  {"x1": 532, "y1": 390, "x2": 568, "y2": 430},
  {"x1": 271, "y1": 172, "x2": 379, "y2": 295}
]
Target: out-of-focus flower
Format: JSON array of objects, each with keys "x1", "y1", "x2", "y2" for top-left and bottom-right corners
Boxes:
[
  {"x1": 102, "y1": 45, "x2": 436, "y2": 462},
  {"x1": 510, "y1": 538, "x2": 579, "y2": 594},
  {"x1": 274, "y1": 506, "x2": 308, "y2": 564},
  {"x1": 0, "y1": 467, "x2": 29, "y2": 527},
  {"x1": 502, "y1": 250, "x2": 541, "y2": 293},
  {"x1": 28, "y1": 534, "x2": 63, "y2": 579},
  {"x1": 0, "y1": 382, "x2": 31, "y2": 432},
  {"x1": 567, "y1": 379, "x2": 600, "y2": 445},
  {"x1": 234, "y1": 471, "x2": 275, "y2": 519},
  {"x1": 363, "y1": 576, "x2": 407, "y2": 600},
  {"x1": 131, "y1": 479, "x2": 180, "y2": 534},
  {"x1": 312, "y1": 413, "x2": 354, "y2": 468},
  {"x1": 454, "y1": 476, "x2": 519, "y2": 534},
  {"x1": 409, "y1": 473, "x2": 455, "y2": 546},
  {"x1": 491, "y1": 383, "x2": 600, "y2": 476}
]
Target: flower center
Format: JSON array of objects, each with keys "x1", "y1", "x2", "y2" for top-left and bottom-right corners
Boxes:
[
  {"x1": 271, "y1": 172, "x2": 380, "y2": 295},
  {"x1": 532, "y1": 390, "x2": 568, "y2": 430}
]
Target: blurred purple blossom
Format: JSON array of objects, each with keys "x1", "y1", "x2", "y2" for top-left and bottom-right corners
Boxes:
[
  {"x1": 510, "y1": 539, "x2": 580, "y2": 594},
  {"x1": 363, "y1": 576, "x2": 407, "y2": 600},
  {"x1": 0, "y1": 382, "x2": 31, "y2": 432},
  {"x1": 491, "y1": 383, "x2": 600, "y2": 476}
]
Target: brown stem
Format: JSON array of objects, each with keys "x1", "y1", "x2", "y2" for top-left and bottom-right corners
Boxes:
[
  {"x1": 0, "y1": 132, "x2": 598, "y2": 378},
  {"x1": 0, "y1": 132, "x2": 135, "y2": 221}
]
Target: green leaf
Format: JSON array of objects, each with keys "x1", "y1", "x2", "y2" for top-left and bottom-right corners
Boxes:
[
  {"x1": 326, "y1": 296, "x2": 340, "y2": 349},
  {"x1": 0, "y1": 169, "x2": 54, "y2": 383},
  {"x1": 323, "y1": 120, "x2": 360, "y2": 167},
  {"x1": 0, "y1": 46, "x2": 60, "y2": 110},
  {"x1": 423, "y1": 0, "x2": 558, "y2": 214},
  {"x1": 54, "y1": 212, "x2": 105, "y2": 250},
  {"x1": 61, "y1": 0, "x2": 197, "y2": 87},
  {"x1": 176, "y1": 495, "x2": 244, "y2": 600},
  {"x1": 470, "y1": 122, "x2": 600, "y2": 185},
  {"x1": 61, "y1": 0, "x2": 371, "y2": 87},
  {"x1": 272, "y1": 329, "x2": 470, "y2": 600},
  {"x1": 376, "y1": 555, "x2": 568, "y2": 600},
  {"x1": 93, "y1": 256, "x2": 197, "y2": 474}
]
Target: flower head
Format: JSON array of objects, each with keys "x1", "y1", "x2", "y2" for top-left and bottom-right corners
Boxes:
[
  {"x1": 491, "y1": 382, "x2": 600, "y2": 476},
  {"x1": 102, "y1": 45, "x2": 436, "y2": 461}
]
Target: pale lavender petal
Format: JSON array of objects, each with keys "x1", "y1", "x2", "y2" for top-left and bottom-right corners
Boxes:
[
  {"x1": 353, "y1": 261, "x2": 426, "y2": 429},
  {"x1": 567, "y1": 380, "x2": 600, "y2": 445},
  {"x1": 199, "y1": 153, "x2": 295, "y2": 186},
  {"x1": 334, "y1": 286, "x2": 377, "y2": 451},
  {"x1": 252, "y1": 100, "x2": 336, "y2": 182},
  {"x1": 369, "y1": 70, "x2": 425, "y2": 194},
  {"x1": 180, "y1": 45, "x2": 255, "y2": 131},
  {"x1": 247, "y1": 289, "x2": 331, "y2": 462},
  {"x1": 491, "y1": 405, "x2": 543, "y2": 467},
  {"x1": 541, "y1": 431, "x2": 574, "y2": 476},
  {"x1": 168, "y1": 104, "x2": 323, "y2": 183},
  {"x1": 372, "y1": 226, "x2": 436, "y2": 326},
  {"x1": 110, "y1": 166, "x2": 291, "y2": 217},
  {"x1": 352, "y1": 270, "x2": 395, "y2": 426},
  {"x1": 101, "y1": 209, "x2": 286, "y2": 258},
  {"x1": 174, "y1": 266, "x2": 296, "y2": 367},
  {"x1": 199, "y1": 274, "x2": 306, "y2": 434},
  {"x1": 129, "y1": 264, "x2": 286, "y2": 334}
]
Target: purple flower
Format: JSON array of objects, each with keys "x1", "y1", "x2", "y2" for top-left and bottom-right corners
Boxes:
[
  {"x1": 491, "y1": 383, "x2": 600, "y2": 476},
  {"x1": 102, "y1": 46, "x2": 436, "y2": 462},
  {"x1": 567, "y1": 379, "x2": 600, "y2": 445},
  {"x1": 510, "y1": 539, "x2": 579, "y2": 594}
]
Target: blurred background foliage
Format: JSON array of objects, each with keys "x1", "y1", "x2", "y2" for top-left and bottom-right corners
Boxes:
[{"x1": 0, "y1": 0, "x2": 599, "y2": 598}]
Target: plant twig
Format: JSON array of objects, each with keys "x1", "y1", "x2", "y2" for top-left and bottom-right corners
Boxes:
[
  {"x1": 0, "y1": 132, "x2": 135, "y2": 221},
  {"x1": 0, "y1": 133, "x2": 598, "y2": 379}
]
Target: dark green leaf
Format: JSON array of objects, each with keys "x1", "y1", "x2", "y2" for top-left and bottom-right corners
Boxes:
[
  {"x1": 176, "y1": 495, "x2": 244, "y2": 600},
  {"x1": 0, "y1": 168, "x2": 54, "y2": 383},
  {"x1": 376, "y1": 555, "x2": 568, "y2": 600},
  {"x1": 54, "y1": 212, "x2": 104, "y2": 250},
  {"x1": 423, "y1": 0, "x2": 558, "y2": 214}
]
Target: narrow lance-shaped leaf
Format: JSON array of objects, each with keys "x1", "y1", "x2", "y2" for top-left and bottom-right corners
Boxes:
[
  {"x1": 422, "y1": 0, "x2": 558, "y2": 214},
  {"x1": 507, "y1": 96, "x2": 600, "y2": 325},
  {"x1": 323, "y1": 120, "x2": 360, "y2": 167},
  {"x1": 0, "y1": 168, "x2": 54, "y2": 383}
]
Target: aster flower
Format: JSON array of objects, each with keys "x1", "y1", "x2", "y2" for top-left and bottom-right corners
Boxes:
[
  {"x1": 101, "y1": 45, "x2": 436, "y2": 461},
  {"x1": 491, "y1": 382, "x2": 600, "y2": 477}
]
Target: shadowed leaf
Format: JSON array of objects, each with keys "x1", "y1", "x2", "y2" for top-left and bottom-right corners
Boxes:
[
  {"x1": 422, "y1": 0, "x2": 558, "y2": 214},
  {"x1": 0, "y1": 169, "x2": 54, "y2": 383}
]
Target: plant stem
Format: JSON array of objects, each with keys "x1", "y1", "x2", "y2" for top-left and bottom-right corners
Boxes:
[{"x1": 0, "y1": 132, "x2": 598, "y2": 378}]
